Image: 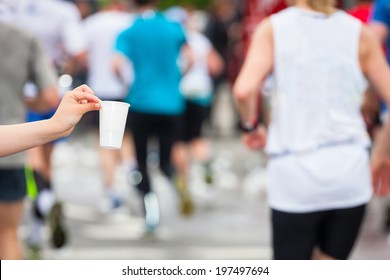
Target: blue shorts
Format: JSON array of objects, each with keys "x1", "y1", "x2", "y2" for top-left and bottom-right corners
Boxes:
[
  {"x1": 27, "y1": 110, "x2": 56, "y2": 123},
  {"x1": 0, "y1": 168, "x2": 27, "y2": 202}
]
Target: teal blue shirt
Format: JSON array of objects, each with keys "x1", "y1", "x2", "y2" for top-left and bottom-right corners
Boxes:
[{"x1": 115, "y1": 12, "x2": 186, "y2": 115}]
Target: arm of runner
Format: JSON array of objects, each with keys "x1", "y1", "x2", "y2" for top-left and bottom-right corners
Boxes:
[
  {"x1": 25, "y1": 86, "x2": 60, "y2": 112},
  {"x1": 181, "y1": 44, "x2": 194, "y2": 75},
  {"x1": 360, "y1": 25, "x2": 390, "y2": 195},
  {"x1": 207, "y1": 47, "x2": 224, "y2": 78},
  {"x1": 25, "y1": 36, "x2": 61, "y2": 111},
  {"x1": 233, "y1": 18, "x2": 273, "y2": 149},
  {"x1": 0, "y1": 85, "x2": 101, "y2": 158}
]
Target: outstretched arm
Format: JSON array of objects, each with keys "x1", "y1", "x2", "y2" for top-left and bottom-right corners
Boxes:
[{"x1": 0, "y1": 85, "x2": 101, "y2": 158}]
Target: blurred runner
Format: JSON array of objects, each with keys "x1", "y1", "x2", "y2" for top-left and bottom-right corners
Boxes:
[
  {"x1": 234, "y1": 0, "x2": 390, "y2": 259},
  {"x1": 166, "y1": 7, "x2": 224, "y2": 187},
  {"x1": 0, "y1": 0, "x2": 87, "y2": 256},
  {"x1": 83, "y1": 0, "x2": 136, "y2": 211},
  {"x1": 369, "y1": 0, "x2": 390, "y2": 234},
  {"x1": 204, "y1": 0, "x2": 237, "y2": 134},
  {"x1": 0, "y1": 21, "x2": 58, "y2": 259},
  {"x1": 114, "y1": 0, "x2": 192, "y2": 232}
]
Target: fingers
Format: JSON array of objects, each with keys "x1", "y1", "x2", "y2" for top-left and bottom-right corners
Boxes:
[
  {"x1": 382, "y1": 171, "x2": 390, "y2": 195},
  {"x1": 243, "y1": 134, "x2": 263, "y2": 150},
  {"x1": 374, "y1": 178, "x2": 390, "y2": 196},
  {"x1": 372, "y1": 171, "x2": 380, "y2": 192},
  {"x1": 79, "y1": 101, "x2": 101, "y2": 113},
  {"x1": 372, "y1": 165, "x2": 390, "y2": 196},
  {"x1": 73, "y1": 84, "x2": 94, "y2": 94},
  {"x1": 71, "y1": 91, "x2": 101, "y2": 105}
]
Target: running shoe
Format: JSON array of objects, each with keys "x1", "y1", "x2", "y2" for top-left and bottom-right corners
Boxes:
[
  {"x1": 173, "y1": 175, "x2": 194, "y2": 216},
  {"x1": 144, "y1": 192, "x2": 160, "y2": 232},
  {"x1": 203, "y1": 162, "x2": 213, "y2": 185},
  {"x1": 25, "y1": 241, "x2": 42, "y2": 260},
  {"x1": 111, "y1": 195, "x2": 122, "y2": 209},
  {"x1": 48, "y1": 202, "x2": 68, "y2": 249},
  {"x1": 26, "y1": 213, "x2": 44, "y2": 260},
  {"x1": 107, "y1": 188, "x2": 123, "y2": 210}
]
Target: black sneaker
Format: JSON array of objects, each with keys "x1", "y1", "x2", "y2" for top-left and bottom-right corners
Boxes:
[{"x1": 48, "y1": 202, "x2": 68, "y2": 249}]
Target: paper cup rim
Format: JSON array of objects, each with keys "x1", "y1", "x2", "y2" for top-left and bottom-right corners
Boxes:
[
  {"x1": 100, "y1": 100, "x2": 130, "y2": 108},
  {"x1": 100, "y1": 145, "x2": 121, "y2": 150}
]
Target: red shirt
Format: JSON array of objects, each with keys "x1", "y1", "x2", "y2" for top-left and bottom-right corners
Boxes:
[{"x1": 347, "y1": 3, "x2": 372, "y2": 23}]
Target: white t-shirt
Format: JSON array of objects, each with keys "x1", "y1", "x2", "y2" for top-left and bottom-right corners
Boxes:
[
  {"x1": 180, "y1": 30, "x2": 213, "y2": 99},
  {"x1": 83, "y1": 10, "x2": 134, "y2": 99},
  {"x1": 0, "y1": 0, "x2": 86, "y2": 66},
  {"x1": 266, "y1": 7, "x2": 372, "y2": 213}
]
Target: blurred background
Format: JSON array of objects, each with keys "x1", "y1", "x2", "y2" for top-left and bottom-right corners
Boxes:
[{"x1": 0, "y1": 0, "x2": 389, "y2": 260}]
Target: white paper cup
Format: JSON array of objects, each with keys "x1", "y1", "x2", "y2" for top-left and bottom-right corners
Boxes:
[{"x1": 99, "y1": 101, "x2": 130, "y2": 149}]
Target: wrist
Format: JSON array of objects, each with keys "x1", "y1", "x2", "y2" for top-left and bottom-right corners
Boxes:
[
  {"x1": 239, "y1": 118, "x2": 258, "y2": 133},
  {"x1": 47, "y1": 117, "x2": 68, "y2": 139}
]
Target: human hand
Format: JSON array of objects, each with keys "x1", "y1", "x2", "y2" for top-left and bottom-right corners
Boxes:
[
  {"x1": 371, "y1": 154, "x2": 390, "y2": 196},
  {"x1": 50, "y1": 85, "x2": 101, "y2": 137},
  {"x1": 242, "y1": 125, "x2": 267, "y2": 150}
]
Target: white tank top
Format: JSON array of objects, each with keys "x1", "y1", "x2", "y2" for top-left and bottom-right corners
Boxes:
[
  {"x1": 267, "y1": 7, "x2": 370, "y2": 156},
  {"x1": 266, "y1": 7, "x2": 372, "y2": 213},
  {"x1": 180, "y1": 30, "x2": 213, "y2": 99}
]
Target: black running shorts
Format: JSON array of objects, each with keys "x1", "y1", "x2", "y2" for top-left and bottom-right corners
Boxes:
[
  {"x1": 0, "y1": 168, "x2": 27, "y2": 202},
  {"x1": 271, "y1": 204, "x2": 366, "y2": 260}
]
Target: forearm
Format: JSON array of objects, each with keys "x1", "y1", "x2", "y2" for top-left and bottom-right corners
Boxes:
[
  {"x1": 181, "y1": 44, "x2": 194, "y2": 76},
  {"x1": 233, "y1": 18, "x2": 273, "y2": 123},
  {"x1": 233, "y1": 47, "x2": 264, "y2": 123},
  {"x1": 234, "y1": 83, "x2": 260, "y2": 123},
  {"x1": 112, "y1": 54, "x2": 130, "y2": 87},
  {"x1": 0, "y1": 119, "x2": 63, "y2": 157},
  {"x1": 373, "y1": 119, "x2": 390, "y2": 156}
]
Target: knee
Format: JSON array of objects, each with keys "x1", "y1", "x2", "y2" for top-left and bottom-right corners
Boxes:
[{"x1": 0, "y1": 225, "x2": 18, "y2": 248}]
